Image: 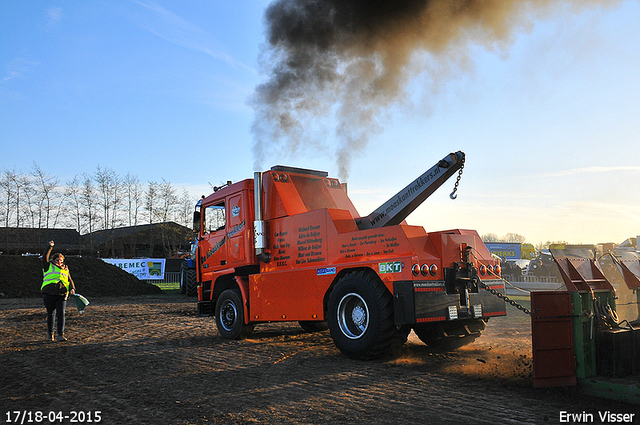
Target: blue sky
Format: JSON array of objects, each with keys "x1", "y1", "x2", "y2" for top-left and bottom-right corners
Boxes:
[{"x1": 1, "y1": 1, "x2": 639, "y2": 246}]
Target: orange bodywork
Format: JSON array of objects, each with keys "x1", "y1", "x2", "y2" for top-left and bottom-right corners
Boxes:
[{"x1": 196, "y1": 166, "x2": 504, "y2": 325}]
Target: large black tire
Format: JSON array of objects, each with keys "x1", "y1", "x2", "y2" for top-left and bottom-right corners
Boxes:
[
  {"x1": 185, "y1": 269, "x2": 198, "y2": 296},
  {"x1": 215, "y1": 289, "x2": 254, "y2": 340},
  {"x1": 413, "y1": 319, "x2": 486, "y2": 351},
  {"x1": 299, "y1": 321, "x2": 329, "y2": 333},
  {"x1": 327, "y1": 270, "x2": 408, "y2": 360},
  {"x1": 179, "y1": 263, "x2": 188, "y2": 294}
]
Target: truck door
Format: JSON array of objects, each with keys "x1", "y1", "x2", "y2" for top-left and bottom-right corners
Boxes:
[
  {"x1": 201, "y1": 202, "x2": 228, "y2": 271},
  {"x1": 226, "y1": 193, "x2": 247, "y2": 266}
]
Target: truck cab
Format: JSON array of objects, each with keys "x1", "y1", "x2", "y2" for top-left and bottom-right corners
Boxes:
[{"x1": 193, "y1": 179, "x2": 257, "y2": 313}]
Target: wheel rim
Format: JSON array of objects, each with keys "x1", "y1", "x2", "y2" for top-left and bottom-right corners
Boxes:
[
  {"x1": 219, "y1": 299, "x2": 238, "y2": 331},
  {"x1": 337, "y1": 292, "x2": 369, "y2": 339}
]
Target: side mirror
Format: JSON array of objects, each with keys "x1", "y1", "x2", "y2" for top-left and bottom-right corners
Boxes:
[{"x1": 193, "y1": 211, "x2": 201, "y2": 233}]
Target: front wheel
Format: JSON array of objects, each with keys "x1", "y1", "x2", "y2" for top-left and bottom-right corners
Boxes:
[
  {"x1": 327, "y1": 270, "x2": 408, "y2": 360},
  {"x1": 215, "y1": 289, "x2": 254, "y2": 340}
]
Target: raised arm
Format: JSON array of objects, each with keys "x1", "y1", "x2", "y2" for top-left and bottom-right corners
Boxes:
[{"x1": 43, "y1": 240, "x2": 54, "y2": 271}]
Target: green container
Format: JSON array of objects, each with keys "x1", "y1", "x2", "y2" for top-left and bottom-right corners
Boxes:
[{"x1": 572, "y1": 290, "x2": 616, "y2": 379}]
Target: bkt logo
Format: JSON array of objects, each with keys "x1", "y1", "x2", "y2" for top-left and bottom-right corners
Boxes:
[{"x1": 379, "y1": 261, "x2": 402, "y2": 274}]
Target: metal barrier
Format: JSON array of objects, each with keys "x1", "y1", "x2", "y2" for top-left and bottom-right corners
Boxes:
[
  {"x1": 147, "y1": 271, "x2": 181, "y2": 290},
  {"x1": 504, "y1": 274, "x2": 558, "y2": 283},
  {"x1": 504, "y1": 274, "x2": 564, "y2": 296}
]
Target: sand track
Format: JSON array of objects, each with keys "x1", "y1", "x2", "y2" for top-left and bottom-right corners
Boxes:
[{"x1": 1, "y1": 295, "x2": 636, "y2": 424}]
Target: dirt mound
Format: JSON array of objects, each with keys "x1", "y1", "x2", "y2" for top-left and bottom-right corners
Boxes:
[{"x1": 0, "y1": 255, "x2": 163, "y2": 298}]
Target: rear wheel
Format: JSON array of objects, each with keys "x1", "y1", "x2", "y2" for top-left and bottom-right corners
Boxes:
[
  {"x1": 215, "y1": 289, "x2": 254, "y2": 340},
  {"x1": 327, "y1": 270, "x2": 408, "y2": 359},
  {"x1": 413, "y1": 319, "x2": 486, "y2": 351}
]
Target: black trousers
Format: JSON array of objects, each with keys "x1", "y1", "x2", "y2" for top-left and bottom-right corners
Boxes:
[{"x1": 42, "y1": 294, "x2": 67, "y2": 336}]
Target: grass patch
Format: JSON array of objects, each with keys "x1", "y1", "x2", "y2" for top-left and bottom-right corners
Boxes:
[
  {"x1": 150, "y1": 281, "x2": 180, "y2": 290},
  {"x1": 161, "y1": 288, "x2": 182, "y2": 295}
]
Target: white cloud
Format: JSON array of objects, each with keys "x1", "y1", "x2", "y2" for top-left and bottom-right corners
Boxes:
[
  {"x1": 523, "y1": 166, "x2": 640, "y2": 179},
  {"x1": 2, "y1": 58, "x2": 39, "y2": 83},
  {"x1": 131, "y1": 0, "x2": 254, "y2": 73},
  {"x1": 47, "y1": 7, "x2": 63, "y2": 25}
]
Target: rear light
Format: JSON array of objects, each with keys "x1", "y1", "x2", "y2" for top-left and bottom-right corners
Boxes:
[
  {"x1": 448, "y1": 306, "x2": 458, "y2": 320},
  {"x1": 472, "y1": 304, "x2": 483, "y2": 318},
  {"x1": 413, "y1": 263, "x2": 438, "y2": 277},
  {"x1": 494, "y1": 264, "x2": 501, "y2": 276},
  {"x1": 479, "y1": 265, "x2": 487, "y2": 275},
  {"x1": 487, "y1": 265, "x2": 494, "y2": 274},
  {"x1": 273, "y1": 173, "x2": 289, "y2": 182}
]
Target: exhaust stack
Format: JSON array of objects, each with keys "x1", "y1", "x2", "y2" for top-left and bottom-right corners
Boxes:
[{"x1": 254, "y1": 172, "x2": 270, "y2": 263}]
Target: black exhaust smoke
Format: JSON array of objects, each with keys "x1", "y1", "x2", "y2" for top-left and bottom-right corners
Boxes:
[{"x1": 250, "y1": 0, "x2": 619, "y2": 179}]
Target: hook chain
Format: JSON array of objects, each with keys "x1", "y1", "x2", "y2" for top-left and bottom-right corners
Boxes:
[{"x1": 450, "y1": 157, "x2": 465, "y2": 200}]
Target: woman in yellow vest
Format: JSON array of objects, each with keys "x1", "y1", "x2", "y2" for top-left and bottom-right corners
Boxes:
[{"x1": 42, "y1": 240, "x2": 76, "y2": 341}]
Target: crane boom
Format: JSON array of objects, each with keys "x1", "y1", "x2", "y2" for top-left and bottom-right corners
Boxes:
[{"x1": 356, "y1": 151, "x2": 465, "y2": 230}]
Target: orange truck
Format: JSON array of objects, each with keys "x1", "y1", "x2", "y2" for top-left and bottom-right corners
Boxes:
[{"x1": 193, "y1": 151, "x2": 506, "y2": 359}]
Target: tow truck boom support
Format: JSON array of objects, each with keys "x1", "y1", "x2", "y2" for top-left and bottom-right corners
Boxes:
[{"x1": 356, "y1": 151, "x2": 465, "y2": 230}]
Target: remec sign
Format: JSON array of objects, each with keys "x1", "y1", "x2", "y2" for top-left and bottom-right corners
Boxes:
[{"x1": 102, "y1": 258, "x2": 166, "y2": 280}]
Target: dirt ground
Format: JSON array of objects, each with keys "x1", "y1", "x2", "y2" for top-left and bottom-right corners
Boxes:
[{"x1": 1, "y1": 293, "x2": 638, "y2": 425}]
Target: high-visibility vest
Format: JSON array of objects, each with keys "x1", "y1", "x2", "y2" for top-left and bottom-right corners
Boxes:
[{"x1": 41, "y1": 263, "x2": 70, "y2": 292}]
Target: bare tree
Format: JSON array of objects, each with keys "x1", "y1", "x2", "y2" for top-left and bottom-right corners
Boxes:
[
  {"x1": 31, "y1": 162, "x2": 60, "y2": 228},
  {"x1": 1, "y1": 164, "x2": 197, "y2": 245},
  {"x1": 157, "y1": 179, "x2": 178, "y2": 223},
  {"x1": 144, "y1": 181, "x2": 159, "y2": 224},
  {"x1": 17, "y1": 173, "x2": 35, "y2": 228},
  {"x1": 535, "y1": 240, "x2": 568, "y2": 251},
  {"x1": 94, "y1": 166, "x2": 121, "y2": 230},
  {"x1": 65, "y1": 175, "x2": 84, "y2": 232},
  {"x1": 0, "y1": 169, "x2": 17, "y2": 227},
  {"x1": 1, "y1": 169, "x2": 36, "y2": 228},
  {"x1": 481, "y1": 233, "x2": 500, "y2": 243},
  {"x1": 143, "y1": 181, "x2": 159, "y2": 257},
  {"x1": 179, "y1": 188, "x2": 195, "y2": 228},
  {"x1": 49, "y1": 186, "x2": 68, "y2": 229},
  {"x1": 482, "y1": 233, "x2": 527, "y2": 243},
  {"x1": 503, "y1": 233, "x2": 527, "y2": 243},
  {"x1": 123, "y1": 172, "x2": 143, "y2": 227},
  {"x1": 81, "y1": 173, "x2": 98, "y2": 234}
]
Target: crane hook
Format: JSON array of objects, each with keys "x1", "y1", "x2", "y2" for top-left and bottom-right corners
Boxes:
[{"x1": 449, "y1": 159, "x2": 464, "y2": 200}]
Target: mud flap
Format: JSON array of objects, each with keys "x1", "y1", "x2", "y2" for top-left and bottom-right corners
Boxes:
[
  {"x1": 393, "y1": 281, "x2": 415, "y2": 325},
  {"x1": 197, "y1": 300, "x2": 215, "y2": 317},
  {"x1": 393, "y1": 280, "x2": 506, "y2": 325}
]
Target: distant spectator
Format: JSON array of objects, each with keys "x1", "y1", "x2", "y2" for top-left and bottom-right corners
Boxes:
[{"x1": 41, "y1": 240, "x2": 76, "y2": 342}]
